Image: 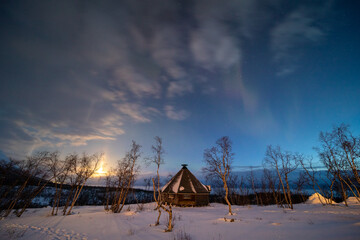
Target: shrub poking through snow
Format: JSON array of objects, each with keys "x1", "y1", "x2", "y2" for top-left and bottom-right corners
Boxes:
[
  {"x1": 127, "y1": 228, "x2": 135, "y2": 236},
  {"x1": 224, "y1": 217, "x2": 235, "y2": 222},
  {"x1": 172, "y1": 229, "x2": 192, "y2": 240}
]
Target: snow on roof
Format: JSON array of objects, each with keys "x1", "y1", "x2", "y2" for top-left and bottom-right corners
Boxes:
[
  {"x1": 189, "y1": 180, "x2": 196, "y2": 193},
  {"x1": 161, "y1": 165, "x2": 209, "y2": 194},
  {"x1": 161, "y1": 178, "x2": 171, "y2": 192},
  {"x1": 171, "y1": 171, "x2": 183, "y2": 193}
]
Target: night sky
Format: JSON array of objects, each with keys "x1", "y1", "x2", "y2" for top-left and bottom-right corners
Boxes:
[{"x1": 1, "y1": 0, "x2": 360, "y2": 175}]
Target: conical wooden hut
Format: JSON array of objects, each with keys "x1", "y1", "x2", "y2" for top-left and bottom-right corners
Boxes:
[{"x1": 161, "y1": 164, "x2": 211, "y2": 206}]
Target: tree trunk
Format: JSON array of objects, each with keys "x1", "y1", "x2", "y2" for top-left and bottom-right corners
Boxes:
[
  {"x1": 55, "y1": 184, "x2": 64, "y2": 215},
  {"x1": 223, "y1": 177, "x2": 232, "y2": 215},
  {"x1": 63, "y1": 186, "x2": 75, "y2": 215},
  {"x1": 152, "y1": 178, "x2": 161, "y2": 225},
  {"x1": 156, "y1": 208, "x2": 161, "y2": 226},
  {"x1": 51, "y1": 183, "x2": 59, "y2": 215},
  {"x1": 118, "y1": 185, "x2": 131, "y2": 213},
  {"x1": 161, "y1": 204, "x2": 173, "y2": 232},
  {"x1": 4, "y1": 178, "x2": 30, "y2": 217},
  {"x1": 284, "y1": 174, "x2": 293, "y2": 209},
  {"x1": 67, "y1": 183, "x2": 85, "y2": 215},
  {"x1": 276, "y1": 167, "x2": 289, "y2": 208},
  {"x1": 17, "y1": 181, "x2": 48, "y2": 217},
  {"x1": 166, "y1": 205, "x2": 172, "y2": 232}
]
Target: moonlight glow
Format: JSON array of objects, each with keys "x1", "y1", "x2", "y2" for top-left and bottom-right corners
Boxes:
[{"x1": 94, "y1": 161, "x2": 107, "y2": 177}]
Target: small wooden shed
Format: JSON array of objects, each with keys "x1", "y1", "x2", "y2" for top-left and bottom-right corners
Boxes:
[{"x1": 161, "y1": 164, "x2": 211, "y2": 206}]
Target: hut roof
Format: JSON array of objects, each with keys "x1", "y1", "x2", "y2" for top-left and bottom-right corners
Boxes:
[{"x1": 161, "y1": 164, "x2": 209, "y2": 194}]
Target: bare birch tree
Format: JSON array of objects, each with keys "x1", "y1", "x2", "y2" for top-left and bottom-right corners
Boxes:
[
  {"x1": 263, "y1": 168, "x2": 280, "y2": 206},
  {"x1": 248, "y1": 167, "x2": 260, "y2": 205},
  {"x1": 264, "y1": 146, "x2": 298, "y2": 209},
  {"x1": 321, "y1": 124, "x2": 360, "y2": 203},
  {"x1": 0, "y1": 159, "x2": 20, "y2": 210},
  {"x1": 146, "y1": 136, "x2": 173, "y2": 231},
  {"x1": 147, "y1": 136, "x2": 165, "y2": 226},
  {"x1": 317, "y1": 130, "x2": 349, "y2": 205},
  {"x1": 158, "y1": 193, "x2": 173, "y2": 232},
  {"x1": 51, "y1": 154, "x2": 74, "y2": 215},
  {"x1": 297, "y1": 156, "x2": 333, "y2": 205},
  {"x1": 203, "y1": 136, "x2": 234, "y2": 215},
  {"x1": 62, "y1": 155, "x2": 78, "y2": 215},
  {"x1": 64, "y1": 153, "x2": 101, "y2": 215},
  {"x1": 3, "y1": 151, "x2": 54, "y2": 218},
  {"x1": 104, "y1": 168, "x2": 115, "y2": 211},
  {"x1": 16, "y1": 152, "x2": 60, "y2": 217},
  {"x1": 111, "y1": 141, "x2": 140, "y2": 213}
]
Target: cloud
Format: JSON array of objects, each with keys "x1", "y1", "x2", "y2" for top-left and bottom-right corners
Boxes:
[
  {"x1": 0, "y1": 0, "x2": 335, "y2": 158},
  {"x1": 190, "y1": 0, "x2": 264, "y2": 114},
  {"x1": 164, "y1": 105, "x2": 190, "y2": 121},
  {"x1": 276, "y1": 66, "x2": 297, "y2": 77},
  {"x1": 113, "y1": 65, "x2": 162, "y2": 99},
  {"x1": 190, "y1": 21, "x2": 241, "y2": 70},
  {"x1": 150, "y1": 28, "x2": 187, "y2": 79},
  {"x1": 167, "y1": 80, "x2": 193, "y2": 98},
  {"x1": 270, "y1": 8, "x2": 325, "y2": 74},
  {"x1": 0, "y1": 0, "x2": 269, "y2": 157},
  {"x1": 202, "y1": 86, "x2": 217, "y2": 95},
  {"x1": 116, "y1": 103, "x2": 160, "y2": 123},
  {"x1": 193, "y1": 0, "x2": 272, "y2": 39},
  {"x1": 0, "y1": 109, "x2": 125, "y2": 158}
]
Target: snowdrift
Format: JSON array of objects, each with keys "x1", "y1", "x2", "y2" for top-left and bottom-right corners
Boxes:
[
  {"x1": 306, "y1": 193, "x2": 334, "y2": 204},
  {"x1": 341, "y1": 197, "x2": 360, "y2": 206}
]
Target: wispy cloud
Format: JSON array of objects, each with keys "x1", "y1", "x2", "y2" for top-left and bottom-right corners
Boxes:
[
  {"x1": 0, "y1": 110, "x2": 125, "y2": 158},
  {"x1": 271, "y1": 8, "x2": 325, "y2": 75},
  {"x1": 167, "y1": 80, "x2": 193, "y2": 98},
  {"x1": 150, "y1": 28, "x2": 187, "y2": 80},
  {"x1": 113, "y1": 65, "x2": 162, "y2": 99},
  {"x1": 190, "y1": 21, "x2": 241, "y2": 70},
  {"x1": 116, "y1": 103, "x2": 160, "y2": 123},
  {"x1": 164, "y1": 105, "x2": 190, "y2": 121}
]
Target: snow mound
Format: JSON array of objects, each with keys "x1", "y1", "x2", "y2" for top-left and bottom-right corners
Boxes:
[
  {"x1": 342, "y1": 197, "x2": 360, "y2": 206},
  {"x1": 123, "y1": 211, "x2": 136, "y2": 216},
  {"x1": 306, "y1": 193, "x2": 334, "y2": 204},
  {"x1": 217, "y1": 217, "x2": 236, "y2": 222}
]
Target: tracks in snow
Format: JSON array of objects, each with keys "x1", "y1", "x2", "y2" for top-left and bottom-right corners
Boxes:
[{"x1": 2, "y1": 223, "x2": 88, "y2": 240}]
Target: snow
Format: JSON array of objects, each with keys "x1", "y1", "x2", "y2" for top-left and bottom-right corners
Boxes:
[
  {"x1": 171, "y1": 171, "x2": 183, "y2": 193},
  {"x1": 306, "y1": 193, "x2": 334, "y2": 204},
  {"x1": 341, "y1": 197, "x2": 360, "y2": 206},
  {"x1": 189, "y1": 180, "x2": 196, "y2": 193},
  {"x1": 201, "y1": 183, "x2": 209, "y2": 192},
  {"x1": 161, "y1": 172, "x2": 183, "y2": 193},
  {"x1": 160, "y1": 180, "x2": 171, "y2": 192},
  {"x1": 1, "y1": 202, "x2": 360, "y2": 240}
]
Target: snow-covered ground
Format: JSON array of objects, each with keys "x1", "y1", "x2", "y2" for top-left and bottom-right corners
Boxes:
[{"x1": 1, "y1": 201, "x2": 360, "y2": 240}]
